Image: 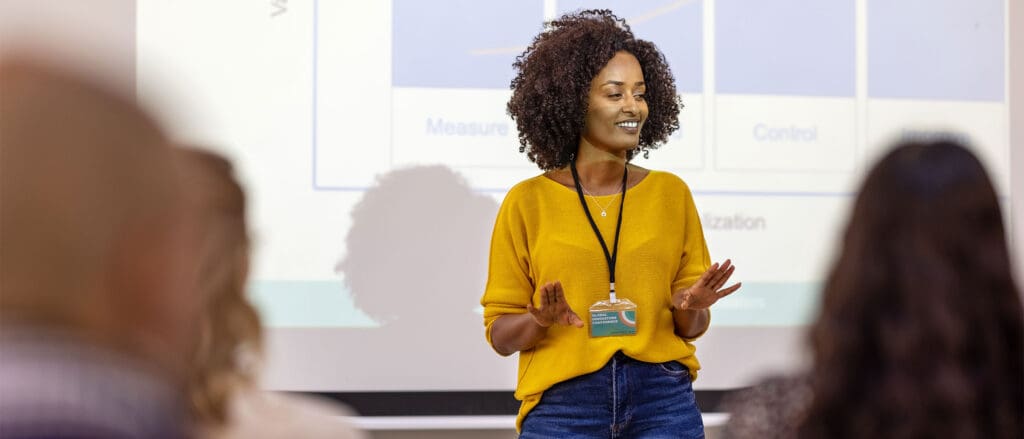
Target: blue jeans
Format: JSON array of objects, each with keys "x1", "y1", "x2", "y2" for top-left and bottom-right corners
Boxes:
[{"x1": 520, "y1": 351, "x2": 704, "y2": 438}]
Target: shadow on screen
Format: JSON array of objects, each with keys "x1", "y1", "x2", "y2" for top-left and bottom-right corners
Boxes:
[{"x1": 332, "y1": 165, "x2": 500, "y2": 386}]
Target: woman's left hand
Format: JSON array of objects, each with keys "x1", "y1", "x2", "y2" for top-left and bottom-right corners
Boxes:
[{"x1": 673, "y1": 259, "x2": 742, "y2": 310}]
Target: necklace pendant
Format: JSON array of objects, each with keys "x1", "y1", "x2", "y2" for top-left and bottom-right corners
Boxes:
[{"x1": 600, "y1": 211, "x2": 607, "y2": 217}]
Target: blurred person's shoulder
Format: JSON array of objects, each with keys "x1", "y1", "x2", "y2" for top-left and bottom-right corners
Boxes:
[
  {"x1": 0, "y1": 327, "x2": 186, "y2": 438},
  {"x1": 201, "y1": 387, "x2": 366, "y2": 439}
]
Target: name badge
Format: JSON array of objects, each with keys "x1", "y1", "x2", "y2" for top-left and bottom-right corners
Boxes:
[{"x1": 589, "y1": 297, "x2": 637, "y2": 338}]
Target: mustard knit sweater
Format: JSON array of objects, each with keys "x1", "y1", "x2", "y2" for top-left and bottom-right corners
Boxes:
[{"x1": 481, "y1": 170, "x2": 712, "y2": 430}]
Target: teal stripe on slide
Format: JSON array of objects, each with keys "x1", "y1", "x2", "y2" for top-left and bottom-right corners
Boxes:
[
  {"x1": 248, "y1": 280, "x2": 378, "y2": 328},
  {"x1": 710, "y1": 282, "x2": 821, "y2": 326},
  {"x1": 248, "y1": 280, "x2": 821, "y2": 328}
]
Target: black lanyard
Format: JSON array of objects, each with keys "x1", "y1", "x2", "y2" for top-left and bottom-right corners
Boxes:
[{"x1": 570, "y1": 158, "x2": 628, "y2": 294}]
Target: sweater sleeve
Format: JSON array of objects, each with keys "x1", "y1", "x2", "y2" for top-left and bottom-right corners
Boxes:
[
  {"x1": 671, "y1": 179, "x2": 713, "y2": 341},
  {"x1": 480, "y1": 190, "x2": 535, "y2": 350},
  {"x1": 671, "y1": 179, "x2": 712, "y2": 293}
]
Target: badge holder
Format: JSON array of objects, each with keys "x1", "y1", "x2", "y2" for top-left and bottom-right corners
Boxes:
[
  {"x1": 589, "y1": 283, "x2": 637, "y2": 338},
  {"x1": 570, "y1": 159, "x2": 636, "y2": 338}
]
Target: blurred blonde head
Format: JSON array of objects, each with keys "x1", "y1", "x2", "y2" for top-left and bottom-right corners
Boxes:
[
  {"x1": 0, "y1": 55, "x2": 202, "y2": 377},
  {"x1": 176, "y1": 148, "x2": 263, "y2": 426}
]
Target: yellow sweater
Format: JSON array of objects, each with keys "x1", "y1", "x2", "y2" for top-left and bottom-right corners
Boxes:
[{"x1": 481, "y1": 170, "x2": 712, "y2": 431}]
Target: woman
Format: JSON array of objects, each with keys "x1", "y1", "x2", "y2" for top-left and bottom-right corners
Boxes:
[
  {"x1": 723, "y1": 140, "x2": 1024, "y2": 439},
  {"x1": 481, "y1": 10, "x2": 740, "y2": 437},
  {"x1": 178, "y1": 148, "x2": 365, "y2": 439}
]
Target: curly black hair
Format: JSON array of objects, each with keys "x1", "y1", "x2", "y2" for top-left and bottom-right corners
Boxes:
[{"x1": 507, "y1": 9, "x2": 681, "y2": 170}]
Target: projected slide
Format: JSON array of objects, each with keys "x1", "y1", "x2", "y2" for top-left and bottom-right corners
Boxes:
[
  {"x1": 714, "y1": 0, "x2": 856, "y2": 173},
  {"x1": 137, "y1": 0, "x2": 1011, "y2": 390},
  {"x1": 864, "y1": 0, "x2": 1008, "y2": 189},
  {"x1": 392, "y1": 1, "x2": 544, "y2": 89},
  {"x1": 141, "y1": 0, "x2": 1009, "y2": 327},
  {"x1": 868, "y1": 0, "x2": 1003, "y2": 101}
]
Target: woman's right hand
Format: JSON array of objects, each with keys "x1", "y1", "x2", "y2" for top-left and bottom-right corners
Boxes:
[{"x1": 527, "y1": 281, "x2": 585, "y2": 328}]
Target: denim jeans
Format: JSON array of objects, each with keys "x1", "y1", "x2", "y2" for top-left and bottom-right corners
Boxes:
[{"x1": 520, "y1": 351, "x2": 704, "y2": 438}]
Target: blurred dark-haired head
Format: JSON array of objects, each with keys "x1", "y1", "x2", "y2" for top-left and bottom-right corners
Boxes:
[{"x1": 802, "y1": 139, "x2": 1023, "y2": 439}]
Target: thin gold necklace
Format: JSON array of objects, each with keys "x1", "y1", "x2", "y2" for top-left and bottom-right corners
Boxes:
[{"x1": 579, "y1": 184, "x2": 619, "y2": 217}]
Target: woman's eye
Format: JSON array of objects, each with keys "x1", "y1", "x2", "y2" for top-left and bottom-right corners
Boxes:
[
  {"x1": 608, "y1": 93, "x2": 622, "y2": 99},
  {"x1": 635, "y1": 94, "x2": 646, "y2": 100}
]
